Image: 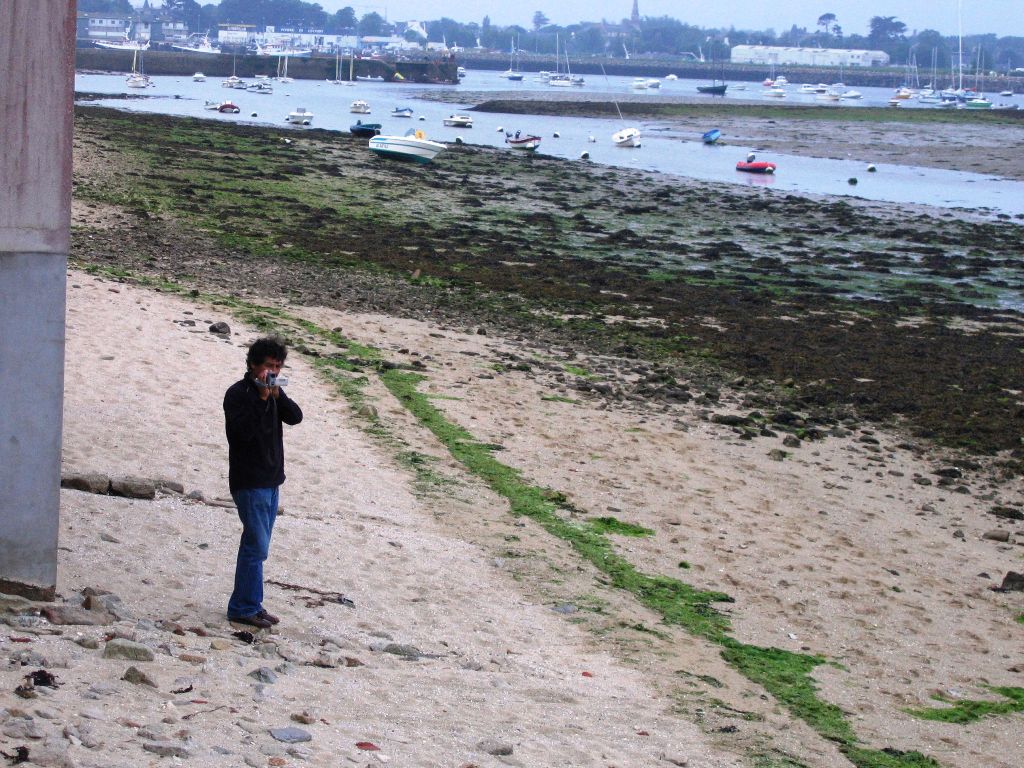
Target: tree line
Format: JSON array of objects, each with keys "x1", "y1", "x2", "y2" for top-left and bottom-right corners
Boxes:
[{"x1": 79, "y1": 1, "x2": 1024, "y2": 71}]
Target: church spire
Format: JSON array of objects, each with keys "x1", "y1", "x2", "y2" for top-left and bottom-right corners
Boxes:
[{"x1": 631, "y1": 0, "x2": 640, "y2": 26}]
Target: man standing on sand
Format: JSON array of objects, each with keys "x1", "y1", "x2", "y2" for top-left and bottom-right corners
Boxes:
[{"x1": 224, "y1": 336, "x2": 303, "y2": 629}]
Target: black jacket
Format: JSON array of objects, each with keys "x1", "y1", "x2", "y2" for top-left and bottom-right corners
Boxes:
[{"x1": 224, "y1": 373, "x2": 303, "y2": 493}]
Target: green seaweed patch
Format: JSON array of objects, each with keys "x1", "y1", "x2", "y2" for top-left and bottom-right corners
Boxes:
[
  {"x1": 377, "y1": 366, "x2": 940, "y2": 768},
  {"x1": 588, "y1": 516, "x2": 654, "y2": 537},
  {"x1": 905, "y1": 686, "x2": 1024, "y2": 724},
  {"x1": 562, "y1": 364, "x2": 595, "y2": 378}
]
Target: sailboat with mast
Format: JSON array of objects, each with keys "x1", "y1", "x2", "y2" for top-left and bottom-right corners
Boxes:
[
  {"x1": 500, "y1": 38, "x2": 524, "y2": 81},
  {"x1": 125, "y1": 48, "x2": 152, "y2": 88}
]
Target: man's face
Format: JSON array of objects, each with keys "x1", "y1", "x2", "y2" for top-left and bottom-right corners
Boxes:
[{"x1": 250, "y1": 357, "x2": 283, "y2": 382}]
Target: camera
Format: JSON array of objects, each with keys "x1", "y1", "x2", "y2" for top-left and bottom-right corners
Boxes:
[{"x1": 266, "y1": 373, "x2": 288, "y2": 388}]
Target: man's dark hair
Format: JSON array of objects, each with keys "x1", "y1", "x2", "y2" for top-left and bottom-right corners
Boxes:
[{"x1": 246, "y1": 336, "x2": 288, "y2": 369}]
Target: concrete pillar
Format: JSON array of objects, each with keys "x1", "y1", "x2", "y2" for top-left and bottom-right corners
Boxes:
[{"x1": 0, "y1": 2, "x2": 76, "y2": 600}]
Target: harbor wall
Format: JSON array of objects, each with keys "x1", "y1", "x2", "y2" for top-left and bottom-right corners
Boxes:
[
  {"x1": 455, "y1": 54, "x2": 1024, "y2": 92},
  {"x1": 76, "y1": 48, "x2": 458, "y2": 84}
]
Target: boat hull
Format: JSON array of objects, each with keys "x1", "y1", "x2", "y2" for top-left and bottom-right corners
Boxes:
[
  {"x1": 368, "y1": 135, "x2": 446, "y2": 163},
  {"x1": 612, "y1": 128, "x2": 641, "y2": 148},
  {"x1": 506, "y1": 135, "x2": 541, "y2": 151},
  {"x1": 697, "y1": 84, "x2": 727, "y2": 95},
  {"x1": 736, "y1": 161, "x2": 776, "y2": 174},
  {"x1": 350, "y1": 123, "x2": 382, "y2": 137}
]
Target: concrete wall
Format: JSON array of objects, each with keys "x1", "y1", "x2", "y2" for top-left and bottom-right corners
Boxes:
[{"x1": 0, "y1": 1, "x2": 76, "y2": 600}]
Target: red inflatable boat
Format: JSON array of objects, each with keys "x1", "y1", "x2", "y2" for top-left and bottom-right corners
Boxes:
[{"x1": 736, "y1": 161, "x2": 776, "y2": 174}]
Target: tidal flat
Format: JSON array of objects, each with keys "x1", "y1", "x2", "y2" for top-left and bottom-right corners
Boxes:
[
  {"x1": 61, "y1": 105, "x2": 1024, "y2": 768},
  {"x1": 72, "y1": 105, "x2": 1024, "y2": 459}
]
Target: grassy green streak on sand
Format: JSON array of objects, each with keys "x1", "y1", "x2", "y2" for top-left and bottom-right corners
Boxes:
[
  {"x1": 378, "y1": 367, "x2": 939, "y2": 768},
  {"x1": 77, "y1": 263, "x2": 941, "y2": 767},
  {"x1": 905, "y1": 686, "x2": 1024, "y2": 724}
]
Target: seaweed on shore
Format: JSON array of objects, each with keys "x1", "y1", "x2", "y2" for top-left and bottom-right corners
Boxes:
[{"x1": 71, "y1": 106, "x2": 1024, "y2": 459}]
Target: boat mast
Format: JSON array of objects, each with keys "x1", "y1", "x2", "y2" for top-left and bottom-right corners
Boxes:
[{"x1": 957, "y1": 0, "x2": 963, "y2": 91}]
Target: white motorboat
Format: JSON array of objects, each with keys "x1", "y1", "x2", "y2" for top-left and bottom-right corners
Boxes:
[
  {"x1": 286, "y1": 107, "x2": 314, "y2": 125},
  {"x1": 612, "y1": 127, "x2": 641, "y2": 148},
  {"x1": 222, "y1": 75, "x2": 245, "y2": 89},
  {"x1": 350, "y1": 100, "x2": 371, "y2": 114},
  {"x1": 664, "y1": 74, "x2": 678, "y2": 81},
  {"x1": 631, "y1": 77, "x2": 649, "y2": 90},
  {"x1": 839, "y1": 90, "x2": 863, "y2": 99},
  {"x1": 443, "y1": 114, "x2": 473, "y2": 128},
  {"x1": 369, "y1": 129, "x2": 446, "y2": 163},
  {"x1": 391, "y1": 106, "x2": 414, "y2": 118},
  {"x1": 505, "y1": 131, "x2": 542, "y2": 151},
  {"x1": 247, "y1": 81, "x2": 274, "y2": 94},
  {"x1": 193, "y1": 72, "x2": 206, "y2": 82},
  {"x1": 762, "y1": 86, "x2": 787, "y2": 98}
]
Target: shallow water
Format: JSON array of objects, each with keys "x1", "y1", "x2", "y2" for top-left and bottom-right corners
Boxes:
[{"x1": 75, "y1": 70, "x2": 1024, "y2": 218}]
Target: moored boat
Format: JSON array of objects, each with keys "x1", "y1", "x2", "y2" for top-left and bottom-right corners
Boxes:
[
  {"x1": 349, "y1": 120, "x2": 382, "y2": 137},
  {"x1": 702, "y1": 128, "x2": 721, "y2": 144},
  {"x1": 443, "y1": 114, "x2": 473, "y2": 128},
  {"x1": 205, "y1": 100, "x2": 240, "y2": 113},
  {"x1": 697, "y1": 83, "x2": 727, "y2": 95},
  {"x1": 505, "y1": 131, "x2": 542, "y2": 151},
  {"x1": 193, "y1": 72, "x2": 206, "y2": 82},
  {"x1": 390, "y1": 106, "x2": 414, "y2": 118},
  {"x1": 286, "y1": 107, "x2": 314, "y2": 125},
  {"x1": 736, "y1": 160, "x2": 775, "y2": 174},
  {"x1": 350, "y1": 100, "x2": 371, "y2": 114},
  {"x1": 736, "y1": 152, "x2": 775, "y2": 174},
  {"x1": 368, "y1": 129, "x2": 446, "y2": 163},
  {"x1": 612, "y1": 127, "x2": 641, "y2": 148}
]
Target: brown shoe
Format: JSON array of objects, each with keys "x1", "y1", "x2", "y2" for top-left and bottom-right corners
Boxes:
[
  {"x1": 228, "y1": 613, "x2": 273, "y2": 629},
  {"x1": 257, "y1": 609, "x2": 280, "y2": 626}
]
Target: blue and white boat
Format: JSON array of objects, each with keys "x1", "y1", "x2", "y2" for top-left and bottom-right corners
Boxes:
[{"x1": 369, "y1": 129, "x2": 446, "y2": 163}]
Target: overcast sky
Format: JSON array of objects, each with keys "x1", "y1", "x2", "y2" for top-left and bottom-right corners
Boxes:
[{"x1": 302, "y1": 1, "x2": 1018, "y2": 37}]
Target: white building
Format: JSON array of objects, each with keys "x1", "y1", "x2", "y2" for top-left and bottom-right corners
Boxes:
[{"x1": 730, "y1": 45, "x2": 890, "y2": 68}]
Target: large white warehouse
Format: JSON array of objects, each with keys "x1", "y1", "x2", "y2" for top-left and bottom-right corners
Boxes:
[{"x1": 730, "y1": 45, "x2": 890, "y2": 67}]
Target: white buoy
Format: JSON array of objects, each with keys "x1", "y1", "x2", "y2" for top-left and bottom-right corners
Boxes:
[
  {"x1": 418, "y1": 116, "x2": 425, "y2": 121},
  {"x1": 580, "y1": 151, "x2": 590, "y2": 160},
  {"x1": 553, "y1": 131, "x2": 560, "y2": 138},
  {"x1": 587, "y1": 135, "x2": 596, "y2": 143},
  {"x1": 251, "y1": 112, "x2": 258, "y2": 117},
  {"x1": 746, "y1": 152, "x2": 756, "y2": 162},
  {"x1": 867, "y1": 164, "x2": 877, "y2": 172},
  {"x1": 496, "y1": 126, "x2": 504, "y2": 132}
]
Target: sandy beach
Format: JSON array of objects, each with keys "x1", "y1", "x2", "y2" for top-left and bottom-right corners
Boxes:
[{"x1": 2, "y1": 106, "x2": 1023, "y2": 768}]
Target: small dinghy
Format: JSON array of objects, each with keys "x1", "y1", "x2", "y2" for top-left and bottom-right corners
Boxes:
[
  {"x1": 702, "y1": 128, "x2": 721, "y2": 144},
  {"x1": 736, "y1": 152, "x2": 775, "y2": 174}
]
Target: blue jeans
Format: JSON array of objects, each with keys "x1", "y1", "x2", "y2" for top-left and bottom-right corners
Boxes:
[{"x1": 227, "y1": 486, "x2": 279, "y2": 619}]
